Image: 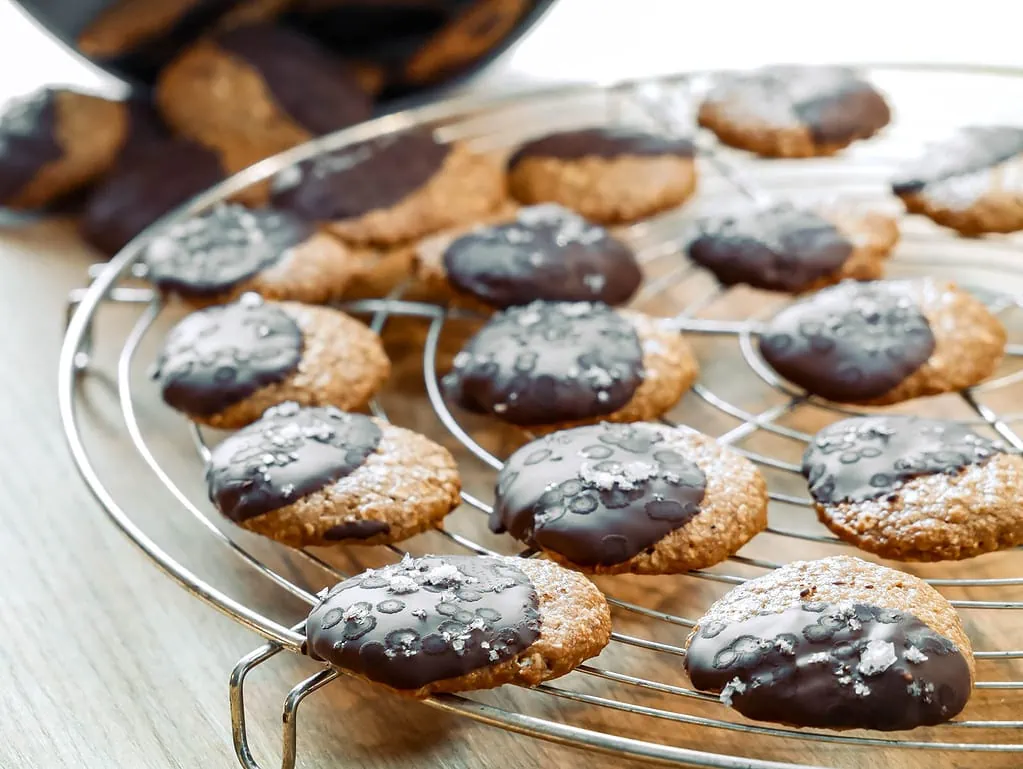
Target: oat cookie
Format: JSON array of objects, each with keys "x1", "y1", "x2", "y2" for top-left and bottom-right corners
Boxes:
[
  {"x1": 305, "y1": 554, "x2": 611, "y2": 697},
  {"x1": 687, "y1": 202, "x2": 898, "y2": 293},
  {"x1": 271, "y1": 128, "x2": 505, "y2": 246},
  {"x1": 151, "y1": 294, "x2": 389, "y2": 429},
  {"x1": 492, "y1": 422, "x2": 767, "y2": 574},
  {"x1": 684, "y1": 555, "x2": 974, "y2": 730},
  {"x1": 206, "y1": 403, "x2": 460, "y2": 546},
  {"x1": 142, "y1": 202, "x2": 364, "y2": 305},
  {"x1": 444, "y1": 300, "x2": 698, "y2": 431},
  {"x1": 507, "y1": 126, "x2": 697, "y2": 224},
  {"x1": 0, "y1": 88, "x2": 129, "y2": 210},
  {"x1": 803, "y1": 415, "x2": 1023, "y2": 561},
  {"x1": 698, "y1": 65, "x2": 890, "y2": 158},
  {"x1": 758, "y1": 278, "x2": 1005, "y2": 405},
  {"x1": 157, "y1": 24, "x2": 372, "y2": 175},
  {"x1": 892, "y1": 126, "x2": 1023, "y2": 235},
  {"x1": 417, "y1": 203, "x2": 642, "y2": 309}
]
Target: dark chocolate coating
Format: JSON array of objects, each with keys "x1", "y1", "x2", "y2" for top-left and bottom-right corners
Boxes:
[
  {"x1": 80, "y1": 138, "x2": 226, "y2": 255},
  {"x1": 443, "y1": 204, "x2": 642, "y2": 308},
  {"x1": 206, "y1": 403, "x2": 382, "y2": 522},
  {"x1": 445, "y1": 301, "x2": 644, "y2": 426},
  {"x1": 891, "y1": 126, "x2": 1023, "y2": 195},
  {"x1": 216, "y1": 24, "x2": 372, "y2": 136},
  {"x1": 142, "y1": 202, "x2": 312, "y2": 296},
  {"x1": 151, "y1": 296, "x2": 303, "y2": 418},
  {"x1": 305, "y1": 554, "x2": 541, "y2": 690},
  {"x1": 802, "y1": 415, "x2": 1004, "y2": 505},
  {"x1": 685, "y1": 602, "x2": 972, "y2": 730},
  {"x1": 688, "y1": 204, "x2": 852, "y2": 293},
  {"x1": 758, "y1": 281, "x2": 935, "y2": 402},
  {"x1": 324, "y1": 519, "x2": 390, "y2": 541},
  {"x1": 509, "y1": 126, "x2": 695, "y2": 168},
  {"x1": 270, "y1": 128, "x2": 450, "y2": 220},
  {"x1": 493, "y1": 423, "x2": 706, "y2": 566},
  {"x1": 0, "y1": 88, "x2": 63, "y2": 204}
]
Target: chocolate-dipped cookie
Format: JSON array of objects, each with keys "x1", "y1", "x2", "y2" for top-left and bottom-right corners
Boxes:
[
  {"x1": 687, "y1": 203, "x2": 899, "y2": 293},
  {"x1": 271, "y1": 128, "x2": 505, "y2": 246},
  {"x1": 151, "y1": 294, "x2": 389, "y2": 429},
  {"x1": 444, "y1": 300, "x2": 698, "y2": 432},
  {"x1": 207, "y1": 403, "x2": 460, "y2": 547},
  {"x1": 758, "y1": 279, "x2": 1005, "y2": 405},
  {"x1": 684, "y1": 556, "x2": 974, "y2": 731},
  {"x1": 141, "y1": 202, "x2": 367, "y2": 306},
  {"x1": 698, "y1": 65, "x2": 891, "y2": 158},
  {"x1": 416, "y1": 203, "x2": 642, "y2": 309},
  {"x1": 0, "y1": 87, "x2": 129, "y2": 210},
  {"x1": 803, "y1": 415, "x2": 1023, "y2": 561},
  {"x1": 157, "y1": 23, "x2": 372, "y2": 175},
  {"x1": 892, "y1": 126, "x2": 1023, "y2": 235},
  {"x1": 507, "y1": 126, "x2": 697, "y2": 224},
  {"x1": 492, "y1": 422, "x2": 767, "y2": 574},
  {"x1": 305, "y1": 554, "x2": 611, "y2": 697}
]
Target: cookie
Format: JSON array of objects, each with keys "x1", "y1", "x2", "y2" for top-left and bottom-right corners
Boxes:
[
  {"x1": 892, "y1": 126, "x2": 1023, "y2": 235},
  {"x1": 151, "y1": 294, "x2": 389, "y2": 429},
  {"x1": 684, "y1": 555, "x2": 974, "y2": 731},
  {"x1": 271, "y1": 128, "x2": 505, "y2": 246},
  {"x1": 758, "y1": 279, "x2": 1005, "y2": 405},
  {"x1": 687, "y1": 202, "x2": 898, "y2": 293},
  {"x1": 305, "y1": 553, "x2": 611, "y2": 697},
  {"x1": 157, "y1": 23, "x2": 372, "y2": 175},
  {"x1": 206, "y1": 403, "x2": 460, "y2": 547},
  {"x1": 0, "y1": 88, "x2": 127, "y2": 210},
  {"x1": 507, "y1": 126, "x2": 697, "y2": 224},
  {"x1": 803, "y1": 415, "x2": 1023, "y2": 561},
  {"x1": 492, "y1": 422, "x2": 767, "y2": 574},
  {"x1": 416, "y1": 203, "x2": 642, "y2": 309},
  {"x1": 698, "y1": 65, "x2": 891, "y2": 158},
  {"x1": 141, "y1": 202, "x2": 366, "y2": 305},
  {"x1": 80, "y1": 137, "x2": 229, "y2": 255},
  {"x1": 444, "y1": 300, "x2": 698, "y2": 431}
]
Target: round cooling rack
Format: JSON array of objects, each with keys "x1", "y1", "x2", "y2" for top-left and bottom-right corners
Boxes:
[{"x1": 59, "y1": 63, "x2": 1023, "y2": 769}]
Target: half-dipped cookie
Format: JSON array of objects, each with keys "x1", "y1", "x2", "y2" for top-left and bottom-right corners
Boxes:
[
  {"x1": 271, "y1": 128, "x2": 505, "y2": 246},
  {"x1": 758, "y1": 279, "x2": 1005, "y2": 405},
  {"x1": 207, "y1": 403, "x2": 460, "y2": 547},
  {"x1": 141, "y1": 202, "x2": 364, "y2": 306},
  {"x1": 698, "y1": 65, "x2": 891, "y2": 158},
  {"x1": 157, "y1": 23, "x2": 372, "y2": 175},
  {"x1": 151, "y1": 294, "x2": 389, "y2": 429},
  {"x1": 892, "y1": 126, "x2": 1023, "y2": 235},
  {"x1": 492, "y1": 422, "x2": 767, "y2": 574},
  {"x1": 443, "y1": 300, "x2": 698, "y2": 431},
  {"x1": 507, "y1": 126, "x2": 697, "y2": 224},
  {"x1": 305, "y1": 554, "x2": 611, "y2": 697},
  {"x1": 684, "y1": 556, "x2": 974, "y2": 730},
  {"x1": 687, "y1": 202, "x2": 899, "y2": 293},
  {"x1": 416, "y1": 204, "x2": 643, "y2": 309},
  {"x1": 803, "y1": 415, "x2": 1023, "y2": 561},
  {"x1": 0, "y1": 87, "x2": 127, "y2": 210}
]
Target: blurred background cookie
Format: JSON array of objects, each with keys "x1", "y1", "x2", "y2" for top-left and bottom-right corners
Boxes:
[
  {"x1": 758, "y1": 278, "x2": 1005, "y2": 405},
  {"x1": 507, "y1": 126, "x2": 697, "y2": 223},
  {"x1": 698, "y1": 65, "x2": 891, "y2": 158},
  {"x1": 892, "y1": 125, "x2": 1023, "y2": 235},
  {"x1": 492, "y1": 422, "x2": 767, "y2": 574},
  {"x1": 687, "y1": 202, "x2": 898, "y2": 293}
]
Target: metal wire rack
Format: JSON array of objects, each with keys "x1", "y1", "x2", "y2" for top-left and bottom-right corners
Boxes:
[{"x1": 59, "y1": 64, "x2": 1023, "y2": 769}]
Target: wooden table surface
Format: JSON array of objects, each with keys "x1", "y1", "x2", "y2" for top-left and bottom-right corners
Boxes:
[{"x1": 5, "y1": 4, "x2": 1023, "y2": 769}]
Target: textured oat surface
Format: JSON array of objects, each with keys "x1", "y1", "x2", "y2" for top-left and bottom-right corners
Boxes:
[
  {"x1": 686, "y1": 555, "x2": 975, "y2": 684},
  {"x1": 197, "y1": 302, "x2": 389, "y2": 429},
  {"x1": 241, "y1": 419, "x2": 461, "y2": 547}
]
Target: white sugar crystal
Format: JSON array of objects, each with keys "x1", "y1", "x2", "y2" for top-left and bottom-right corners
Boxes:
[
  {"x1": 719, "y1": 677, "x2": 746, "y2": 707},
  {"x1": 516, "y1": 309, "x2": 543, "y2": 326},
  {"x1": 583, "y1": 273, "x2": 606, "y2": 293},
  {"x1": 489, "y1": 650, "x2": 500, "y2": 662},
  {"x1": 583, "y1": 366, "x2": 614, "y2": 388},
  {"x1": 281, "y1": 483, "x2": 295, "y2": 496},
  {"x1": 342, "y1": 603, "x2": 369, "y2": 622},
  {"x1": 907, "y1": 680, "x2": 923, "y2": 697},
  {"x1": 578, "y1": 463, "x2": 619, "y2": 491},
  {"x1": 528, "y1": 251, "x2": 545, "y2": 266},
  {"x1": 422, "y1": 563, "x2": 463, "y2": 585},
  {"x1": 853, "y1": 681, "x2": 872, "y2": 698},
  {"x1": 386, "y1": 575, "x2": 419, "y2": 594},
  {"x1": 412, "y1": 608, "x2": 427, "y2": 620},
  {"x1": 805, "y1": 652, "x2": 831, "y2": 665},
  {"x1": 904, "y1": 645, "x2": 928, "y2": 664},
  {"x1": 239, "y1": 292, "x2": 263, "y2": 308},
  {"x1": 560, "y1": 301, "x2": 594, "y2": 317},
  {"x1": 622, "y1": 461, "x2": 658, "y2": 486},
  {"x1": 836, "y1": 675, "x2": 853, "y2": 686},
  {"x1": 268, "y1": 401, "x2": 300, "y2": 418},
  {"x1": 775, "y1": 637, "x2": 795, "y2": 656},
  {"x1": 453, "y1": 351, "x2": 471, "y2": 369},
  {"x1": 399, "y1": 552, "x2": 416, "y2": 569},
  {"x1": 857, "y1": 640, "x2": 897, "y2": 676}
]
